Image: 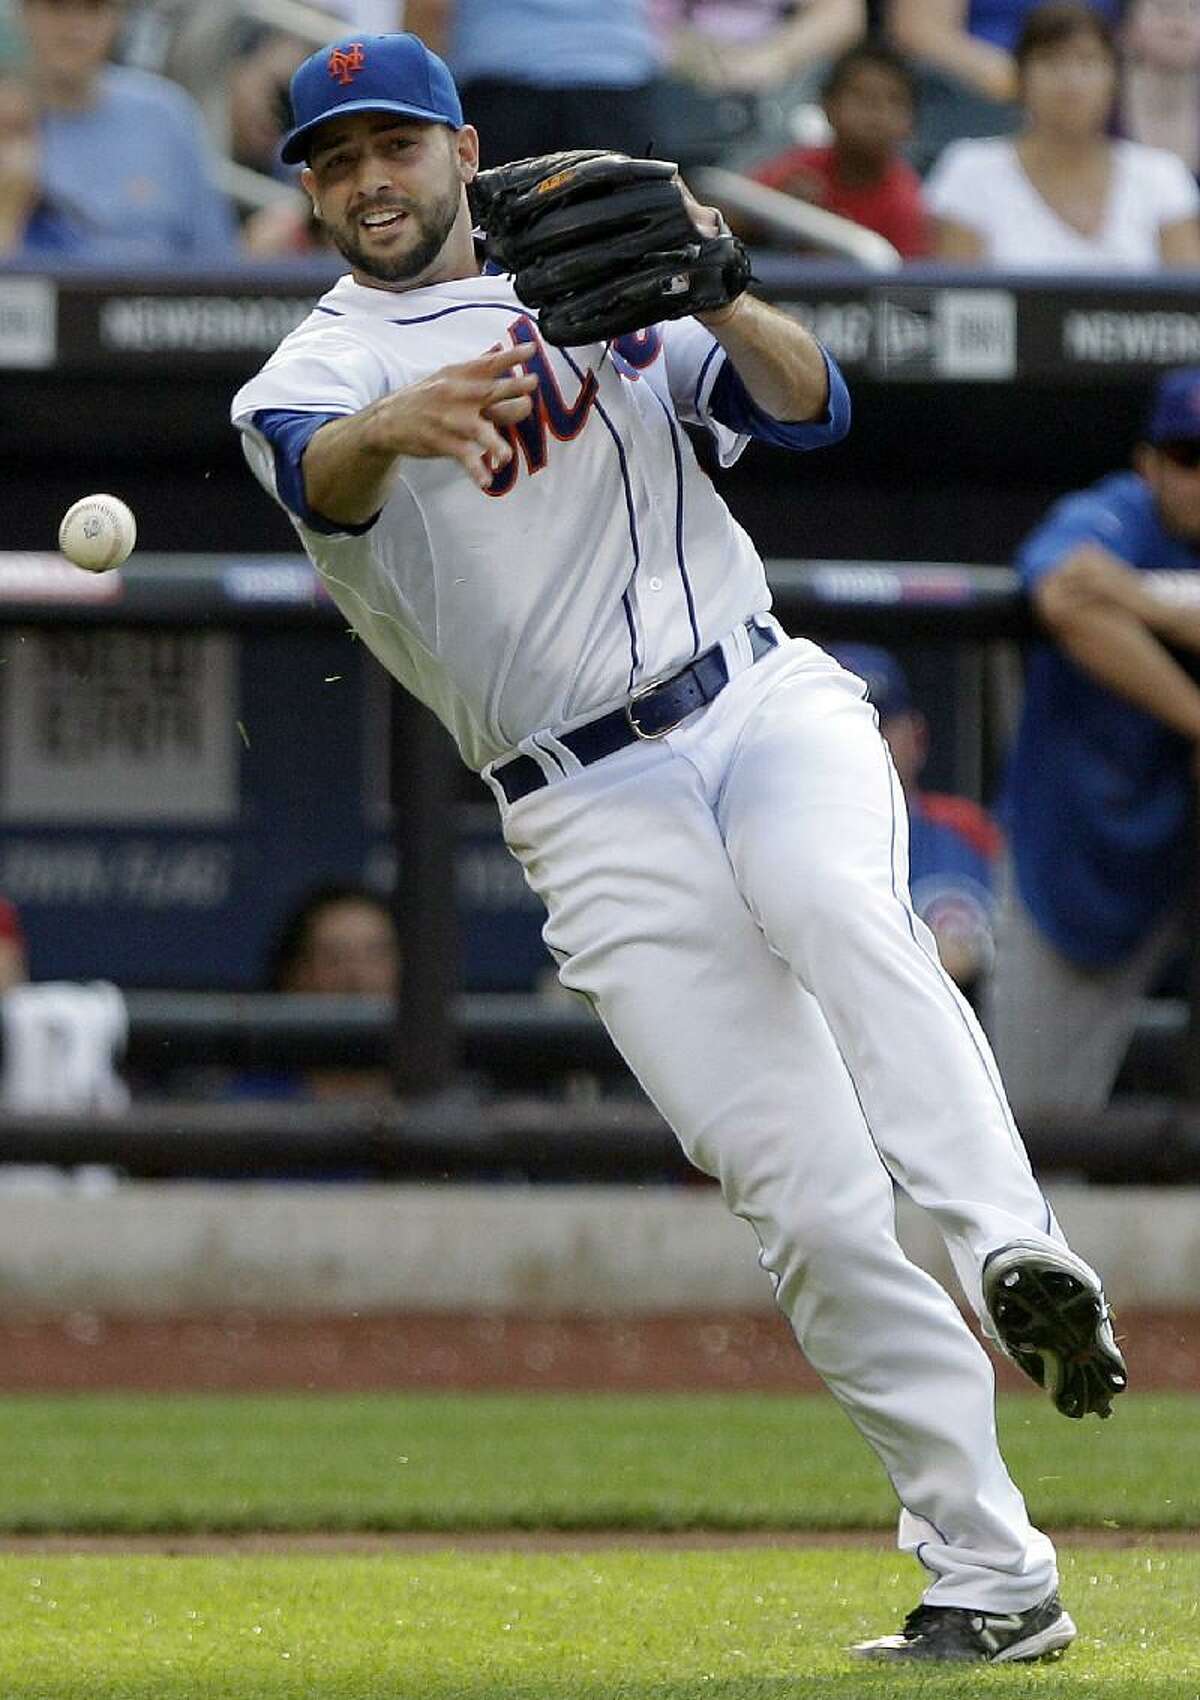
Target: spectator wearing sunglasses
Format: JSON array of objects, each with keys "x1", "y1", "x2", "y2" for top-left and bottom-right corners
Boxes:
[{"x1": 984, "y1": 366, "x2": 1200, "y2": 1119}]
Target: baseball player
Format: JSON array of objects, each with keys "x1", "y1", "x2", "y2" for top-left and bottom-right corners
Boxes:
[{"x1": 232, "y1": 31, "x2": 1126, "y2": 1664}]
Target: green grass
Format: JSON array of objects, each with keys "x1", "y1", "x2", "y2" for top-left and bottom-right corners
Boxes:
[
  {"x1": 0, "y1": 1547, "x2": 1195, "y2": 1699},
  {"x1": 1, "y1": 1392, "x2": 1196, "y2": 1697},
  {"x1": 0, "y1": 1391, "x2": 1194, "y2": 1533}
]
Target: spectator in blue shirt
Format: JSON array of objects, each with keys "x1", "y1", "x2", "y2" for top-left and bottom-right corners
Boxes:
[
  {"x1": 18, "y1": 0, "x2": 237, "y2": 263},
  {"x1": 829, "y1": 643, "x2": 1001, "y2": 996},
  {"x1": 403, "y1": 0, "x2": 662, "y2": 167},
  {"x1": 0, "y1": 64, "x2": 85, "y2": 255},
  {"x1": 984, "y1": 366, "x2": 1200, "y2": 1119}
]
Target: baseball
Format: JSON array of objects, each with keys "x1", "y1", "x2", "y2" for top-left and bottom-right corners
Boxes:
[{"x1": 58, "y1": 494, "x2": 137, "y2": 572}]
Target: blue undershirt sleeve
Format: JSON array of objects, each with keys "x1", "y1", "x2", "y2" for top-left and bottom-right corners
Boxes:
[
  {"x1": 251, "y1": 408, "x2": 380, "y2": 536},
  {"x1": 707, "y1": 345, "x2": 850, "y2": 450}
]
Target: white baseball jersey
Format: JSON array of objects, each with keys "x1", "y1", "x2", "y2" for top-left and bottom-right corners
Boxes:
[{"x1": 232, "y1": 269, "x2": 774, "y2": 772}]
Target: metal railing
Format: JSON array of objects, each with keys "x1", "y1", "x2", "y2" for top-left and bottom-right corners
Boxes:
[
  {"x1": 692, "y1": 167, "x2": 903, "y2": 271},
  {"x1": 3, "y1": 1059, "x2": 1198, "y2": 1183},
  {"x1": 0, "y1": 553, "x2": 1033, "y2": 635}
]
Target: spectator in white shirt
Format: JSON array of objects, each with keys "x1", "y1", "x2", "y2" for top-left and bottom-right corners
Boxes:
[{"x1": 925, "y1": 0, "x2": 1200, "y2": 269}]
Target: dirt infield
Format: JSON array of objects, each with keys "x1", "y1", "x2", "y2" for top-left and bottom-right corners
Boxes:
[
  {"x1": 0, "y1": 1308, "x2": 1195, "y2": 1394},
  {"x1": 2, "y1": 1311, "x2": 1195, "y2": 1559}
]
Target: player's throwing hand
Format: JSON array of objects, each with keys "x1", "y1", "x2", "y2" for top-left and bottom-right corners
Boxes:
[{"x1": 380, "y1": 343, "x2": 538, "y2": 489}]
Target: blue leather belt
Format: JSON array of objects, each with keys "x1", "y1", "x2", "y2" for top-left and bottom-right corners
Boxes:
[{"x1": 494, "y1": 618, "x2": 778, "y2": 806}]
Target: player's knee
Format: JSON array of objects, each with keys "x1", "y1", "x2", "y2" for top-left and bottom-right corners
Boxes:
[
  {"x1": 748, "y1": 1174, "x2": 894, "y2": 1275},
  {"x1": 770, "y1": 1218, "x2": 898, "y2": 1324}
]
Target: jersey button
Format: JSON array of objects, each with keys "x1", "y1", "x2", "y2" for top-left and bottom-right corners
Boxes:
[{"x1": 649, "y1": 576, "x2": 663, "y2": 592}]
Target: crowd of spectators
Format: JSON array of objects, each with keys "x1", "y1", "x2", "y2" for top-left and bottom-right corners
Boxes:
[{"x1": 2, "y1": 0, "x2": 1200, "y2": 270}]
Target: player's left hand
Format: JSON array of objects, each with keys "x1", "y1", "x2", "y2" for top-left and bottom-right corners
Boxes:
[
  {"x1": 674, "y1": 178, "x2": 748, "y2": 329},
  {"x1": 469, "y1": 151, "x2": 751, "y2": 348}
]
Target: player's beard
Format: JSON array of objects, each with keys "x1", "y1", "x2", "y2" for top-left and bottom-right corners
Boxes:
[{"x1": 327, "y1": 165, "x2": 461, "y2": 285}]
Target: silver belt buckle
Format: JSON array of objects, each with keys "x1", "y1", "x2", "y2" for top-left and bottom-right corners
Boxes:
[{"x1": 625, "y1": 678, "x2": 686, "y2": 740}]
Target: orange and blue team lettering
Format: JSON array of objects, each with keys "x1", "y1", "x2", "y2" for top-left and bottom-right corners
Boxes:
[{"x1": 485, "y1": 319, "x2": 663, "y2": 497}]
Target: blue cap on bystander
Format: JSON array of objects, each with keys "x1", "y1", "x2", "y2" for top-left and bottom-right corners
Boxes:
[{"x1": 1144, "y1": 367, "x2": 1200, "y2": 445}]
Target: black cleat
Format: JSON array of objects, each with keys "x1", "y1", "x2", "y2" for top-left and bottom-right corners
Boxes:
[
  {"x1": 851, "y1": 1590, "x2": 1077, "y2": 1663},
  {"x1": 982, "y1": 1240, "x2": 1128, "y2": 1419}
]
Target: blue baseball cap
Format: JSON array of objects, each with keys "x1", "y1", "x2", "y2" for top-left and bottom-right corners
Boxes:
[
  {"x1": 280, "y1": 32, "x2": 463, "y2": 165},
  {"x1": 827, "y1": 644, "x2": 912, "y2": 721},
  {"x1": 1144, "y1": 367, "x2": 1200, "y2": 445}
]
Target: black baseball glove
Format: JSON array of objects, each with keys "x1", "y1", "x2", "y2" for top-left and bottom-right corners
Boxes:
[{"x1": 468, "y1": 150, "x2": 751, "y2": 348}]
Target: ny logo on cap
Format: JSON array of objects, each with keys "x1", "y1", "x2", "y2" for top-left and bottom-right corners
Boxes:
[{"x1": 328, "y1": 42, "x2": 366, "y2": 85}]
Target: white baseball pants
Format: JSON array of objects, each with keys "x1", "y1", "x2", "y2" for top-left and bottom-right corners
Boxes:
[{"x1": 488, "y1": 622, "x2": 1083, "y2": 1611}]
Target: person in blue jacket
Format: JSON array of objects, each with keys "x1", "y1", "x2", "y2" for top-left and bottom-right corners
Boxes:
[{"x1": 984, "y1": 365, "x2": 1200, "y2": 1118}]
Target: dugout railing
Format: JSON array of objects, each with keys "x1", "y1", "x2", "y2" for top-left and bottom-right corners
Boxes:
[
  {"x1": 0, "y1": 552, "x2": 1197, "y2": 1182},
  {"x1": 2, "y1": 1092, "x2": 1199, "y2": 1184}
]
